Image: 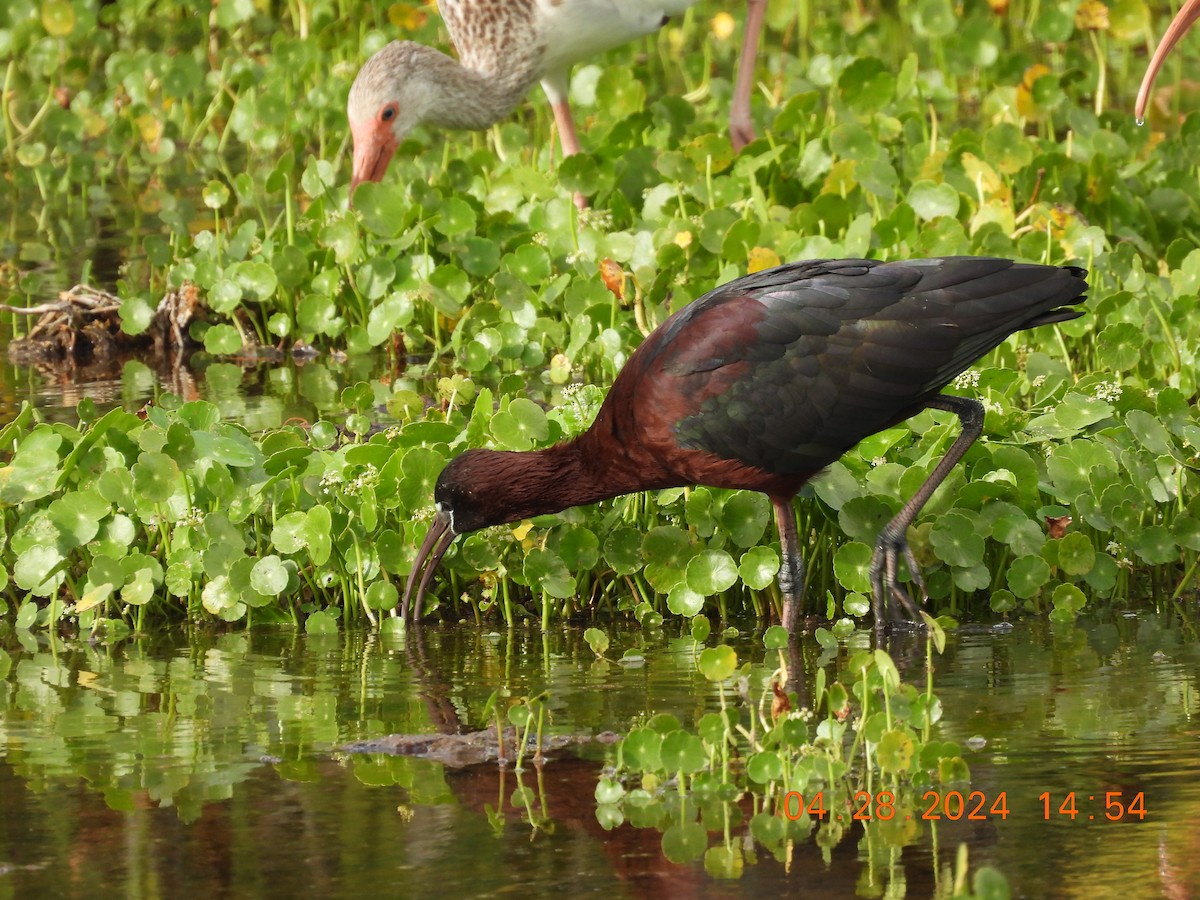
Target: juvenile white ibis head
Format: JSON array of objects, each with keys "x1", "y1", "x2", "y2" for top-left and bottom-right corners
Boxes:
[
  {"x1": 1136, "y1": 0, "x2": 1200, "y2": 122},
  {"x1": 347, "y1": 42, "x2": 432, "y2": 193},
  {"x1": 346, "y1": 2, "x2": 769, "y2": 196}
]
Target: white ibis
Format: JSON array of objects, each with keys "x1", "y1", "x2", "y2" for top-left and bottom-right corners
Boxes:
[
  {"x1": 1136, "y1": 0, "x2": 1200, "y2": 122},
  {"x1": 348, "y1": 1, "x2": 767, "y2": 200}
]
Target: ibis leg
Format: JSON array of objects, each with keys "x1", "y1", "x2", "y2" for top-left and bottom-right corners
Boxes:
[
  {"x1": 730, "y1": 0, "x2": 766, "y2": 150},
  {"x1": 773, "y1": 497, "x2": 804, "y2": 635},
  {"x1": 546, "y1": 96, "x2": 588, "y2": 209},
  {"x1": 869, "y1": 394, "x2": 984, "y2": 628},
  {"x1": 550, "y1": 98, "x2": 583, "y2": 159}
]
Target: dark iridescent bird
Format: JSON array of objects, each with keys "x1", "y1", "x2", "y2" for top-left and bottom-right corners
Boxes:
[
  {"x1": 1136, "y1": 0, "x2": 1200, "y2": 122},
  {"x1": 404, "y1": 257, "x2": 1088, "y2": 632},
  {"x1": 348, "y1": 0, "x2": 767, "y2": 196}
]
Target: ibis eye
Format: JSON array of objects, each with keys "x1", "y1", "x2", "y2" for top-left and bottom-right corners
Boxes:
[{"x1": 381, "y1": 105, "x2": 397, "y2": 122}]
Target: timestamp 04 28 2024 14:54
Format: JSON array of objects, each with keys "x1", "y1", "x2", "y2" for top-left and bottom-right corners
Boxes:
[{"x1": 777, "y1": 790, "x2": 1148, "y2": 823}]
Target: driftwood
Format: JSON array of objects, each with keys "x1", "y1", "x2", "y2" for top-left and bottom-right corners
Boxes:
[
  {"x1": 3, "y1": 283, "x2": 207, "y2": 365},
  {"x1": 4, "y1": 285, "x2": 126, "y2": 364}
]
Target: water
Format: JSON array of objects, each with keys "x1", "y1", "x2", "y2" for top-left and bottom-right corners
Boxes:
[
  {"x1": 1, "y1": 616, "x2": 1196, "y2": 897},
  {"x1": 0, "y1": 193, "x2": 401, "y2": 429}
]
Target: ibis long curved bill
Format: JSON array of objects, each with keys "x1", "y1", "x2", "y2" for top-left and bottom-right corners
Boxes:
[
  {"x1": 1136, "y1": 0, "x2": 1200, "y2": 122},
  {"x1": 402, "y1": 508, "x2": 456, "y2": 621}
]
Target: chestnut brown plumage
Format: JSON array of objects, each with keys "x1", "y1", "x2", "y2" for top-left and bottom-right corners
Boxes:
[
  {"x1": 347, "y1": 1, "x2": 767, "y2": 198},
  {"x1": 1136, "y1": 0, "x2": 1200, "y2": 122},
  {"x1": 404, "y1": 257, "x2": 1088, "y2": 632}
]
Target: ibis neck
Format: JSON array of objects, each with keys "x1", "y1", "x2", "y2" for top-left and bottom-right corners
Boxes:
[
  {"x1": 413, "y1": 44, "x2": 541, "y2": 132},
  {"x1": 481, "y1": 433, "x2": 679, "y2": 525}
]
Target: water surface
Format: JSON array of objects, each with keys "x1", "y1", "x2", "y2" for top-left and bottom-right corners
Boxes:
[{"x1": 1, "y1": 615, "x2": 1197, "y2": 897}]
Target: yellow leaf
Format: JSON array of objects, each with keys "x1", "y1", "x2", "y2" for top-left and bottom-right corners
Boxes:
[
  {"x1": 961, "y1": 152, "x2": 1007, "y2": 201},
  {"x1": 1017, "y1": 64, "x2": 1052, "y2": 120},
  {"x1": 135, "y1": 113, "x2": 162, "y2": 146},
  {"x1": 674, "y1": 230, "x2": 693, "y2": 249},
  {"x1": 75, "y1": 582, "x2": 113, "y2": 614},
  {"x1": 77, "y1": 671, "x2": 115, "y2": 693},
  {"x1": 970, "y1": 199, "x2": 1016, "y2": 236},
  {"x1": 512, "y1": 521, "x2": 533, "y2": 542},
  {"x1": 1109, "y1": 0, "x2": 1150, "y2": 42},
  {"x1": 821, "y1": 158, "x2": 858, "y2": 196},
  {"x1": 710, "y1": 11, "x2": 736, "y2": 41},
  {"x1": 919, "y1": 149, "x2": 949, "y2": 181},
  {"x1": 1074, "y1": 0, "x2": 1109, "y2": 31},
  {"x1": 388, "y1": 3, "x2": 428, "y2": 30},
  {"x1": 747, "y1": 247, "x2": 781, "y2": 274}
]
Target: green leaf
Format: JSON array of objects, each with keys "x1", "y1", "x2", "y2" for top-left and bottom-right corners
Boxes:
[
  {"x1": 355, "y1": 182, "x2": 409, "y2": 237},
  {"x1": 490, "y1": 399, "x2": 549, "y2": 450},
  {"x1": 686, "y1": 549, "x2": 738, "y2": 595},
  {"x1": 48, "y1": 491, "x2": 111, "y2": 547},
  {"x1": 738, "y1": 546, "x2": 779, "y2": 591},
  {"x1": 1006, "y1": 555, "x2": 1051, "y2": 598},
  {"x1": 763, "y1": 625, "x2": 789, "y2": 650},
  {"x1": 907, "y1": 180, "x2": 960, "y2": 220},
  {"x1": 666, "y1": 583, "x2": 705, "y2": 616},
  {"x1": 584, "y1": 627, "x2": 609, "y2": 656},
  {"x1": 622, "y1": 727, "x2": 663, "y2": 772},
  {"x1": 304, "y1": 609, "x2": 339, "y2": 635},
  {"x1": 1131, "y1": 525, "x2": 1178, "y2": 565},
  {"x1": 433, "y1": 197, "x2": 477, "y2": 236},
  {"x1": 603, "y1": 527, "x2": 643, "y2": 575},
  {"x1": 16, "y1": 543, "x2": 65, "y2": 596},
  {"x1": 930, "y1": 512, "x2": 985, "y2": 567},
  {"x1": 250, "y1": 555, "x2": 288, "y2": 596},
  {"x1": 876, "y1": 730, "x2": 915, "y2": 773},
  {"x1": 1057, "y1": 532, "x2": 1096, "y2": 576},
  {"x1": 720, "y1": 492, "x2": 769, "y2": 547},
  {"x1": 204, "y1": 323, "x2": 245, "y2": 355},
  {"x1": 697, "y1": 645, "x2": 738, "y2": 682},
  {"x1": 661, "y1": 823, "x2": 707, "y2": 865},
  {"x1": 502, "y1": 245, "x2": 551, "y2": 286},
  {"x1": 523, "y1": 548, "x2": 576, "y2": 598},
  {"x1": 660, "y1": 732, "x2": 707, "y2": 773},
  {"x1": 834, "y1": 542, "x2": 872, "y2": 594}
]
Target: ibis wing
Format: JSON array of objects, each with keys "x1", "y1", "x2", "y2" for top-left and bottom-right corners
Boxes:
[{"x1": 661, "y1": 258, "x2": 1086, "y2": 476}]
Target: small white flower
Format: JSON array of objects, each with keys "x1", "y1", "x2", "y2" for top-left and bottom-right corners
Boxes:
[
  {"x1": 1106, "y1": 541, "x2": 1122, "y2": 554},
  {"x1": 1031, "y1": 375, "x2": 1046, "y2": 388},
  {"x1": 1093, "y1": 382, "x2": 1122, "y2": 403},
  {"x1": 577, "y1": 208, "x2": 613, "y2": 230},
  {"x1": 953, "y1": 371, "x2": 980, "y2": 390}
]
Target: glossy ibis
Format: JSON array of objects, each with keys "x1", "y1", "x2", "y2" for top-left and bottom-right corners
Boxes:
[
  {"x1": 404, "y1": 257, "x2": 1088, "y2": 632},
  {"x1": 1136, "y1": 0, "x2": 1200, "y2": 122},
  {"x1": 348, "y1": 1, "x2": 767, "y2": 197}
]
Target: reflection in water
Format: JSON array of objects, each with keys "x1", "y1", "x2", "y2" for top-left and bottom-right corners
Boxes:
[
  {"x1": 0, "y1": 616, "x2": 1197, "y2": 897},
  {"x1": 0, "y1": 343, "x2": 410, "y2": 430}
]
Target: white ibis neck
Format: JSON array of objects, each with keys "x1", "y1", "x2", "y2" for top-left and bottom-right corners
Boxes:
[{"x1": 415, "y1": 44, "x2": 542, "y2": 132}]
